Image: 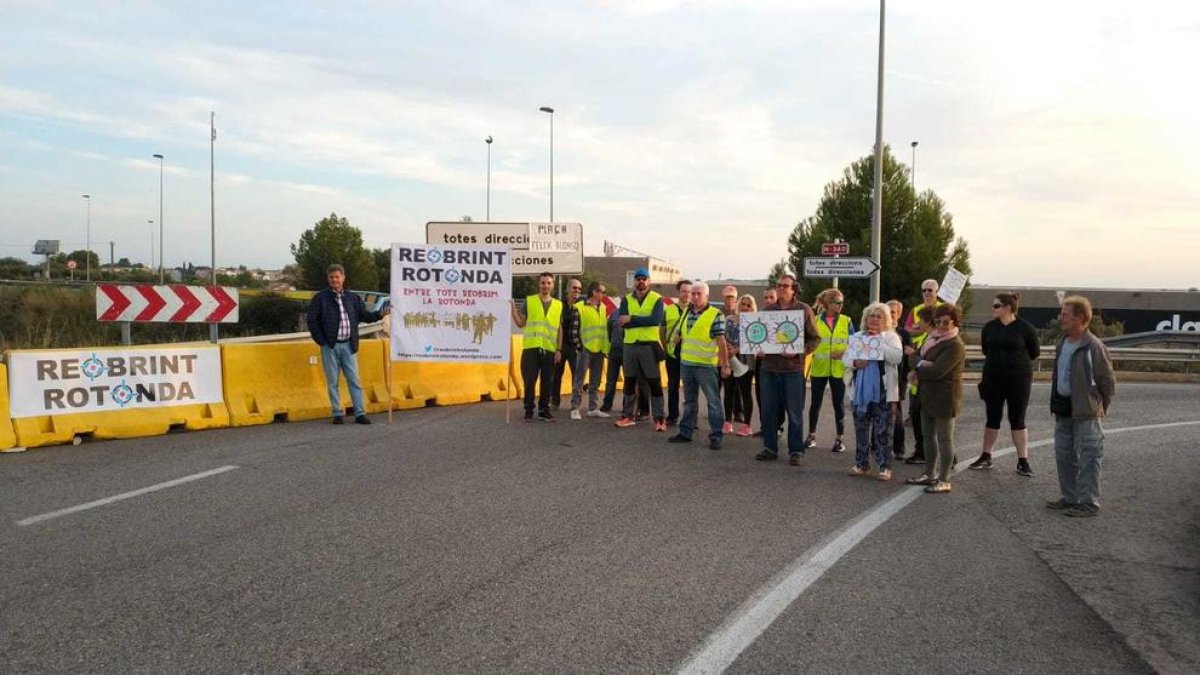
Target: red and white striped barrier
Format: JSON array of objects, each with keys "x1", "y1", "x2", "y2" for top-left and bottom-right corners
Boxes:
[{"x1": 95, "y1": 284, "x2": 239, "y2": 323}]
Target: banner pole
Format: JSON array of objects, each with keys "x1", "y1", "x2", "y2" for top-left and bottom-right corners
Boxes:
[
  {"x1": 386, "y1": 337, "x2": 394, "y2": 425},
  {"x1": 506, "y1": 337, "x2": 513, "y2": 424}
]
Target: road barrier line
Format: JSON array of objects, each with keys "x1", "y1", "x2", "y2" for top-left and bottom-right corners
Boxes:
[
  {"x1": 15, "y1": 465, "x2": 240, "y2": 527},
  {"x1": 676, "y1": 419, "x2": 1200, "y2": 675}
]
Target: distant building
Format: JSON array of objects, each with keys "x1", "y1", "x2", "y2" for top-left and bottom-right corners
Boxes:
[
  {"x1": 966, "y1": 285, "x2": 1200, "y2": 333},
  {"x1": 584, "y1": 255, "x2": 682, "y2": 292}
]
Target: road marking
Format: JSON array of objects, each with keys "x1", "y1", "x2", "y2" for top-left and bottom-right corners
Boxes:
[
  {"x1": 676, "y1": 419, "x2": 1200, "y2": 675},
  {"x1": 15, "y1": 465, "x2": 239, "y2": 527}
]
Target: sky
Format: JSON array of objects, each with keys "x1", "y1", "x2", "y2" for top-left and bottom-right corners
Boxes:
[{"x1": 1, "y1": 0, "x2": 1197, "y2": 289}]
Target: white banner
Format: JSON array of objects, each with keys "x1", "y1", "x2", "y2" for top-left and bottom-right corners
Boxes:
[
  {"x1": 6, "y1": 346, "x2": 223, "y2": 418},
  {"x1": 390, "y1": 243, "x2": 513, "y2": 362},
  {"x1": 938, "y1": 268, "x2": 969, "y2": 305},
  {"x1": 738, "y1": 310, "x2": 808, "y2": 356}
]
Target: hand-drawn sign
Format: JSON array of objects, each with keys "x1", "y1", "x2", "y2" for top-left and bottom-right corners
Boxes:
[{"x1": 739, "y1": 310, "x2": 807, "y2": 355}]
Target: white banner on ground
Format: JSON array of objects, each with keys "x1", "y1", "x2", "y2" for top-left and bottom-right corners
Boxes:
[
  {"x1": 6, "y1": 346, "x2": 223, "y2": 418},
  {"x1": 938, "y1": 268, "x2": 969, "y2": 305},
  {"x1": 738, "y1": 310, "x2": 807, "y2": 356},
  {"x1": 390, "y1": 243, "x2": 512, "y2": 362}
]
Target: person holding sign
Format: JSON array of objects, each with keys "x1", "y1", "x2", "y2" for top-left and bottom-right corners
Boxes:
[
  {"x1": 843, "y1": 302, "x2": 903, "y2": 481},
  {"x1": 614, "y1": 267, "x2": 667, "y2": 431},
  {"x1": 806, "y1": 288, "x2": 855, "y2": 454},
  {"x1": 905, "y1": 304, "x2": 966, "y2": 493},
  {"x1": 511, "y1": 272, "x2": 563, "y2": 422},
  {"x1": 569, "y1": 281, "x2": 611, "y2": 419},
  {"x1": 754, "y1": 273, "x2": 820, "y2": 465},
  {"x1": 307, "y1": 264, "x2": 388, "y2": 425},
  {"x1": 904, "y1": 278, "x2": 943, "y2": 333},
  {"x1": 667, "y1": 281, "x2": 731, "y2": 450}
]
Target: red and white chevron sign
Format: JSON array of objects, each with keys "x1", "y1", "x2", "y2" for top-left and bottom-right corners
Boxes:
[{"x1": 95, "y1": 284, "x2": 239, "y2": 323}]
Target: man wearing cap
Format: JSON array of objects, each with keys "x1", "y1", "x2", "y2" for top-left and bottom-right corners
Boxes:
[
  {"x1": 661, "y1": 279, "x2": 692, "y2": 427},
  {"x1": 615, "y1": 267, "x2": 667, "y2": 431},
  {"x1": 754, "y1": 273, "x2": 821, "y2": 465}
]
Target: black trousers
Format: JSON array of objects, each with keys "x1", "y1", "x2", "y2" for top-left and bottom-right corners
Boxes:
[
  {"x1": 808, "y1": 375, "x2": 846, "y2": 436},
  {"x1": 521, "y1": 348, "x2": 555, "y2": 414},
  {"x1": 909, "y1": 392, "x2": 925, "y2": 457},
  {"x1": 666, "y1": 356, "x2": 681, "y2": 422},
  {"x1": 550, "y1": 345, "x2": 577, "y2": 406}
]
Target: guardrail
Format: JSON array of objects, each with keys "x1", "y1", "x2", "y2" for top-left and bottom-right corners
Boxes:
[{"x1": 963, "y1": 345, "x2": 1200, "y2": 371}]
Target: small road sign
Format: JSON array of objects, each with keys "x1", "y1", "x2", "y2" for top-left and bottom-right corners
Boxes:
[
  {"x1": 96, "y1": 284, "x2": 239, "y2": 323},
  {"x1": 802, "y1": 257, "x2": 880, "y2": 279},
  {"x1": 821, "y1": 242, "x2": 850, "y2": 256},
  {"x1": 66, "y1": 260, "x2": 77, "y2": 270}
]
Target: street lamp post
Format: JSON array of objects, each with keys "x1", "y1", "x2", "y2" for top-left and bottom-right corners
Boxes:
[
  {"x1": 910, "y1": 140, "x2": 919, "y2": 192},
  {"x1": 485, "y1": 136, "x2": 493, "y2": 221},
  {"x1": 869, "y1": 0, "x2": 886, "y2": 304},
  {"x1": 82, "y1": 194, "x2": 91, "y2": 281},
  {"x1": 539, "y1": 106, "x2": 554, "y2": 222},
  {"x1": 148, "y1": 219, "x2": 155, "y2": 271},
  {"x1": 153, "y1": 153, "x2": 164, "y2": 283}
]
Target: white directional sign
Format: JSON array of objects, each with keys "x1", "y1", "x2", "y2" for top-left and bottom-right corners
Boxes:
[
  {"x1": 802, "y1": 256, "x2": 880, "y2": 279},
  {"x1": 425, "y1": 222, "x2": 583, "y2": 275}
]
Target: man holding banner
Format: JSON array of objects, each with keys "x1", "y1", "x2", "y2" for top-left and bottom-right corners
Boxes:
[
  {"x1": 511, "y1": 272, "x2": 563, "y2": 422},
  {"x1": 307, "y1": 263, "x2": 387, "y2": 425}
]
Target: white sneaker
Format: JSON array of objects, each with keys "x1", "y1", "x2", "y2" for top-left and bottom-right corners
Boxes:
[
  {"x1": 588, "y1": 409, "x2": 611, "y2": 418},
  {"x1": 570, "y1": 409, "x2": 582, "y2": 420}
]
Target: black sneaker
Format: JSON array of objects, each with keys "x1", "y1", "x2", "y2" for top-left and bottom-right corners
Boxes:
[
  {"x1": 1045, "y1": 498, "x2": 1075, "y2": 510},
  {"x1": 668, "y1": 434, "x2": 692, "y2": 443},
  {"x1": 524, "y1": 411, "x2": 534, "y2": 423},
  {"x1": 754, "y1": 450, "x2": 778, "y2": 461},
  {"x1": 905, "y1": 455, "x2": 925, "y2": 465},
  {"x1": 831, "y1": 439, "x2": 846, "y2": 453},
  {"x1": 1016, "y1": 460, "x2": 1033, "y2": 477},
  {"x1": 538, "y1": 409, "x2": 555, "y2": 422},
  {"x1": 332, "y1": 416, "x2": 345, "y2": 425},
  {"x1": 1064, "y1": 504, "x2": 1099, "y2": 517},
  {"x1": 968, "y1": 455, "x2": 993, "y2": 470},
  {"x1": 355, "y1": 415, "x2": 372, "y2": 425},
  {"x1": 803, "y1": 434, "x2": 817, "y2": 449},
  {"x1": 708, "y1": 439, "x2": 722, "y2": 451}
]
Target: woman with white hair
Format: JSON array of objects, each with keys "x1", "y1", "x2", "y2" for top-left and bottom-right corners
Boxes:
[{"x1": 842, "y1": 302, "x2": 904, "y2": 480}]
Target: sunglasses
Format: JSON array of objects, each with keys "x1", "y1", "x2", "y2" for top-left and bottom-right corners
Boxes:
[
  {"x1": 922, "y1": 288, "x2": 936, "y2": 293},
  {"x1": 934, "y1": 318, "x2": 954, "y2": 327},
  {"x1": 830, "y1": 300, "x2": 843, "y2": 305},
  {"x1": 992, "y1": 302, "x2": 1004, "y2": 309}
]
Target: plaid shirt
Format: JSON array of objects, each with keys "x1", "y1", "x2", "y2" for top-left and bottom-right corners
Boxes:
[{"x1": 334, "y1": 292, "x2": 351, "y2": 342}]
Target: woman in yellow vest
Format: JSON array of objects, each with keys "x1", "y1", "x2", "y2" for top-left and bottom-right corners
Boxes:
[
  {"x1": 806, "y1": 288, "x2": 855, "y2": 453},
  {"x1": 569, "y1": 281, "x2": 612, "y2": 419}
]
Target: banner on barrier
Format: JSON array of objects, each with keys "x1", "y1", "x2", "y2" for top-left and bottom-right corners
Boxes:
[
  {"x1": 6, "y1": 346, "x2": 223, "y2": 418},
  {"x1": 390, "y1": 243, "x2": 513, "y2": 362}
]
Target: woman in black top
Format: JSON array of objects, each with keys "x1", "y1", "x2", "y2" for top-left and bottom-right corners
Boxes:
[{"x1": 969, "y1": 291, "x2": 1041, "y2": 475}]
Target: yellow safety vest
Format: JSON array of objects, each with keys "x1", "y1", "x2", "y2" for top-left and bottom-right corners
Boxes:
[
  {"x1": 810, "y1": 313, "x2": 852, "y2": 378},
  {"x1": 663, "y1": 301, "x2": 685, "y2": 357},
  {"x1": 576, "y1": 300, "x2": 610, "y2": 354},
  {"x1": 680, "y1": 306, "x2": 721, "y2": 366},
  {"x1": 906, "y1": 300, "x2": 943, "y2": 332},
  {"x1": 523, "y1": 295, "x2": 562, "y2": 352},
  {"x1": 623, "y1": 290, "x2": 663, "y2": 344},
  {"x1": 907, "y1": 331, "x2": 929, "y2": 395}
]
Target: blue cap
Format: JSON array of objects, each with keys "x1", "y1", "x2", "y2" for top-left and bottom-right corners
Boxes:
[{"x1": 633, "y1": 267, "x2": 650, "y2": 279}]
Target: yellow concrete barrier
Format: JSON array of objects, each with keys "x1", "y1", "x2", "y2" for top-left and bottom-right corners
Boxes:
[
  {"x1": 388, "y1": 358, "x2": 511, "y2": 407},
  {"x1": 0, "y1": 364, "x2": 17, "y2": 450},
  {"x1": 222, "y1": 341, "x2": 388, "y2": 426}
]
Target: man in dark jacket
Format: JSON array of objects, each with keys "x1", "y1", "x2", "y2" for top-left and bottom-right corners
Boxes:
[{"x1": 306, "y1": 264, "x2": 386, "y2": 424}]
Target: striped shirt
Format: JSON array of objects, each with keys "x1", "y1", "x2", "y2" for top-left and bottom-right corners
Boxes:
[{"x1": 335, "y1": 292, "x2": 351, "y2": 341}]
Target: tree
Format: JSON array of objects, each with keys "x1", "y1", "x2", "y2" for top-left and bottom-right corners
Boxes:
[
  {"x1": 766, "y1": 258, "x2": 789, "y2": 289},
  {"x1": 290, "y1": 212, "x2": 379, "y2": 291},
  {"x1": 0, "y1": 257, "x2": 33, "y2": 280},
  {"x1": 783, "y1": 146, "x2": 973, "y2": 315},
  {"x1": 371, "y1": 247, "x2": 391, "y2": 293},
  {"x1": 65, "y1": 249, "x2": 101, "y2": 271}
]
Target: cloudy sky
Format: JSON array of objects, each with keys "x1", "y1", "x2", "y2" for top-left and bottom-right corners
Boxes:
[{"x1": 1, "y1": 0, "x2": 1197, "y2": 289}]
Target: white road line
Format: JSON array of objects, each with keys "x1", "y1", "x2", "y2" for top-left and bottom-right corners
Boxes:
[
  {"x1": 15, "y1": 465, "x2": 239, "y2": 527},
  {"x1": 676, "y1": 419, "x2": 1200, "y2": 675}
]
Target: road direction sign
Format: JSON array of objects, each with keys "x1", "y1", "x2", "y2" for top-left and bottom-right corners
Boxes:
[
  {"x1": 802, "y1": 257, "x2": 879, "y2": 279},
  {"x1": 96, "y1": 284, "x2": 239, "y2": 323},
  {"x1": 821, "y1": 241, "x2": 850, "y2": 256},
  {"x1": 425, "y1": 221, "x2": 583, "y2": 275}
]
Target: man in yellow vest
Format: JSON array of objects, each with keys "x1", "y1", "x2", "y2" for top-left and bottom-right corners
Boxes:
[
  {"x1": 806, "y1": 288, "x2": 855, "y2": 453},
  {"x1": 510, "y1": 272, "x2": 563, "y2": 422},
  {"x1": 667, "y1": 281, "x2": 731, "y2": 449},
  {"x1": 904, "y1": 278, "x2": 943, "y2": 332},
  {"x1": 615, "y1": 267, "x2": 667, "y2": 431},
  {"x1": 661, "y1": 279, "x2": 692, "y2": 427},
  {"x1": 569, "y1": 280, "x2": 612, "y2": 419}
]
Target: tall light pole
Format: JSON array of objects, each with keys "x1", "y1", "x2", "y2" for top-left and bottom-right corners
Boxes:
[
  {"x1": 153, "y1": 153, "x2": 164, "y2": 283},
  {"x1": 869, "y1": 0, "x2": 886, "y2": 304},
  {"x1": 485, "y1": 135, "x2": 493, "y2": 221},
  {"x1": 82, "y1": 194, "x2": 91, "y2": 281},
  {"x1": 148, "y1": 219, "x2": 155, "y2": 271},
  {"x1": 539, "y1": 106, "x2": 554, "y2": 222},
  {"x1": 910, "y1": 140, "x2": 919, "y2": 192},
  {"x1": 209, "y1": 112, "x2": 218, "y2": 343}
]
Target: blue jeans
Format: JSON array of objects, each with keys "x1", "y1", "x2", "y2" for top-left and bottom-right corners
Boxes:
[
  {"x1": 1054, "y1": 417, "x2": 1105, "y2": 508},
  {"x1": 320, "y1": 342, "x2": 365, "y2": 418},
  {"x1": 759, "y1": 370, "x2": 806, "y2": 457},
  {"x1": 853, "y1": 401, "x2": 892, "y2": 470},
  {"x1": 680, "y1": 364, "x2": 724, "y2": 443}
]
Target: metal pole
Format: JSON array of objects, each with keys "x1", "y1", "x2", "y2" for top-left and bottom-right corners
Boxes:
[
  {"x1": 539, "y1": 106, "x2": 554, "y2": 222},
  {"x1": 154, "y1": 154, "x2": 164, "y2": 283},
  {"x1": 869, "y1": 0, "x2": 886, "y2": 304},
  {"x1": 148, "y1": 219, "x2": 154, "y2": 271},
  {"x1": 486, "y1": 136, "x2": 493, "y2": 221},
  {"x1": 82, "y1": 194, "x2": 91, "y2": 281},
  {"x1": 910, "y1": 140, "x2": 918, "y2": 192},
  {"x1": 832, "y1": 237, "x2": 841, "y2": 290},
  {"x1": 109, "y1": 241, "x2": 114, "y2": 267},
  {"x1": 210, "y1": 112, "x2": 218, "y2": 343}
]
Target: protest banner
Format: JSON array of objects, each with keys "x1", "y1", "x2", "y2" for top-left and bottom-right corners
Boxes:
[
  {"x1": 389, "y1": 243, "x2": 512, "y2": 363},
  {"x1": 846, "y1": 333, "x2": 887, "y2": 361},
  {"x1": 6, "y1": 346, "x2": 223, "y2": 418},
  {"x1": 938, "y1": 268, "x2": 969, "y2": 305},
  {"x1": 738, "y1": 310, "x2": 808, "y2": 356}
]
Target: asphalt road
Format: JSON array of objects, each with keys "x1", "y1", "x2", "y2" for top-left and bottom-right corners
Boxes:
[{"x1": 1, "y1": 382, "x2": 1197, "y2": 673}]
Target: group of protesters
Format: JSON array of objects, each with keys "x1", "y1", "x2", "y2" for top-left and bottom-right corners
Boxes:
[{"x1": 507, "y1": 267, "x2": 1115, "y2": 517}]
